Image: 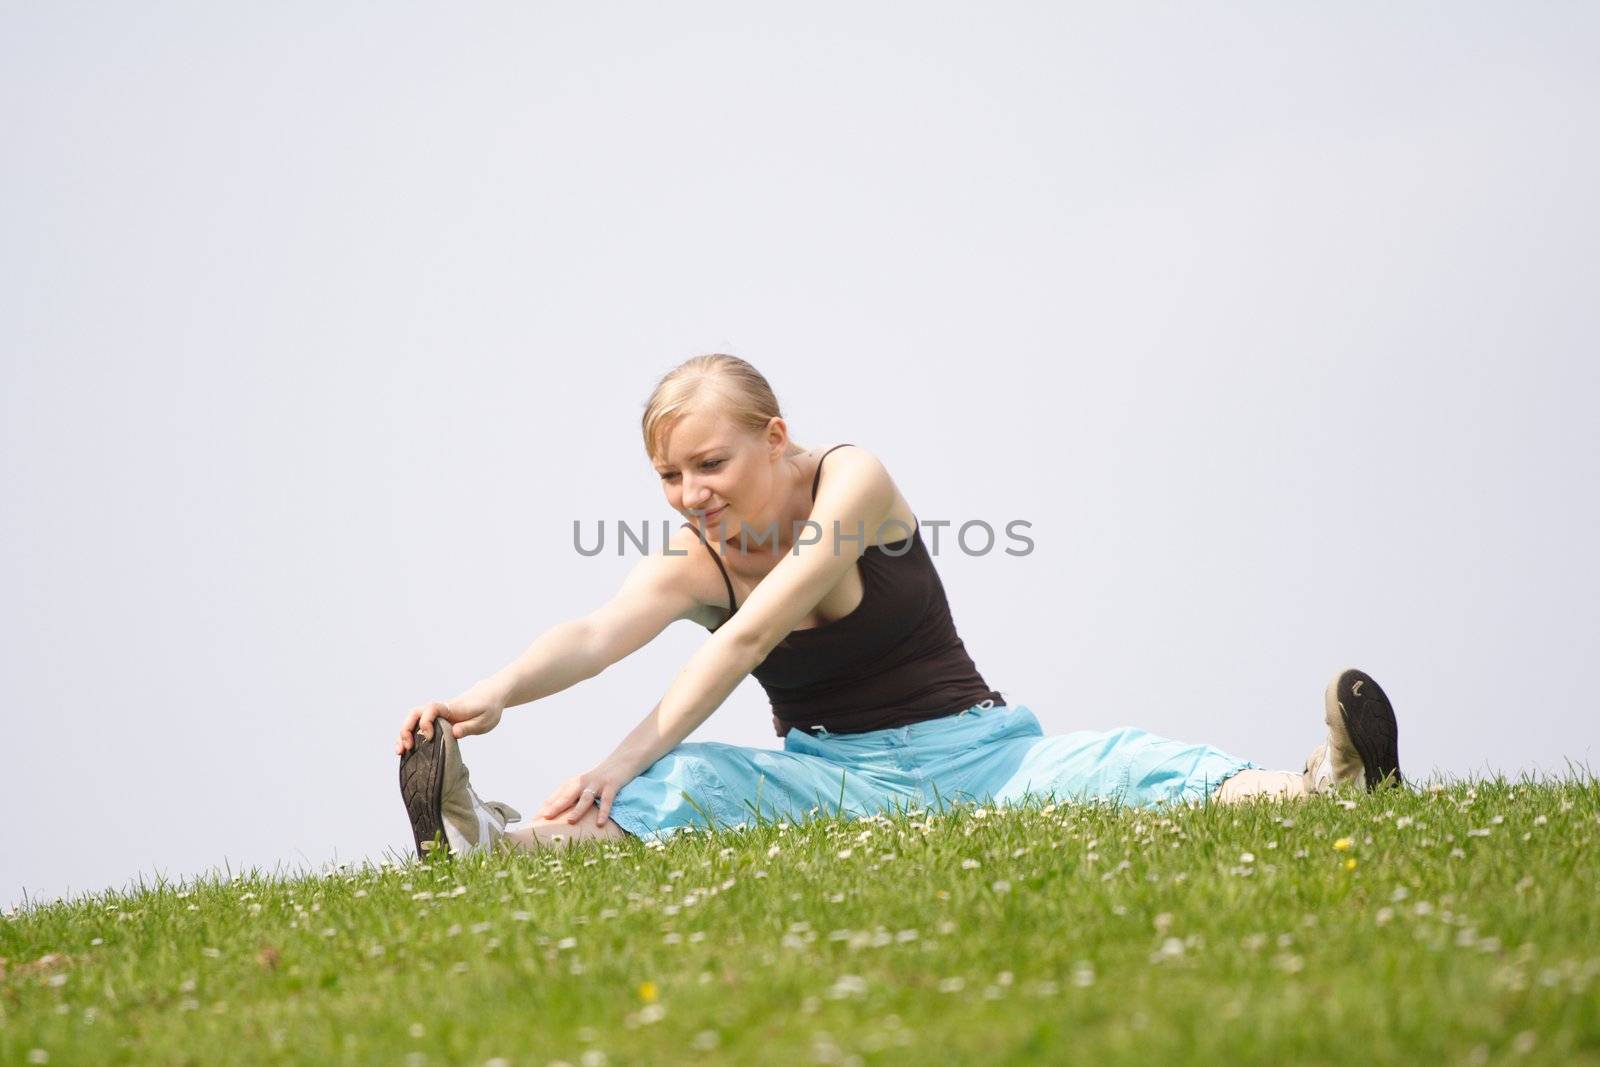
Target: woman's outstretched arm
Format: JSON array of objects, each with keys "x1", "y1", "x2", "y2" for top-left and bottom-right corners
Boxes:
[{"x1": 396, "y1": 531, "x2": 706, "y2": 753}]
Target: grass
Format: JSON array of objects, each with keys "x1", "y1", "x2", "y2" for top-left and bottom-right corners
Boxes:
[{"x1": 4, "y1": 777, "x2": 1599, "y2": 1065}]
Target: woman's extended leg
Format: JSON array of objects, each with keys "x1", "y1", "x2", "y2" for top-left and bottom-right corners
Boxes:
[
  {"x1": 599, "y1": 732, "x2": 924, "y2": 842},
  {"x1": 399, "y1": 725, "x2": 528, "y2": 859},
  {"x1": 912, "y1": 679, "x2": 1387, "y2": 813},
  {"x1": 399, "y1": 724, "x2": 632, "y2": 857},
  {"x1": 1211, "y1": 768, "x2": 1308, "y2": 804},
  {"x1": 1212, "y1": 668, "x2": 1404, "y2": 803},
  {"x1": 926, "y1": 711, "x2": 1261, "y2": 810},
  {"x1": 502, "y1": 805, "x2": 630, "y2": 850},
  {"x1": 1127, "y1": 667, "x2": 1408, "y2": 806}
]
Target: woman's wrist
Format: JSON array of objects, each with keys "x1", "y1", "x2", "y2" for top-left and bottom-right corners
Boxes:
[
  {"x1": 608, "y1": 741, "x2": 656, "y2": 779},
  {"x1": 460, "y1": 676, "x2": 512, "y2": 709}
]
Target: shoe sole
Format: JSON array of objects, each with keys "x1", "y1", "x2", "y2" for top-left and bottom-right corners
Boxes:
[
  {"x1": 1329, "y1": 668, "x2": 1403, "y2": 790},
  {"x1": 398, "y1": 728, "x2": 446, "y2": 860}
]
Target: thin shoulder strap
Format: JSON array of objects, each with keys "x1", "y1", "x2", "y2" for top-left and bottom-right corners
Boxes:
[
  {"x1": 682, "y1": 522, "x2": 737, "y2": 615},
  {"x1": 810, "y1": 443, "x2": 856, "y2": 500}
]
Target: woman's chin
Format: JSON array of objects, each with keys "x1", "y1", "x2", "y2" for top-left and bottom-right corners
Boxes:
[{"x1": 700, "y1": 508, "x2": 729, "y2": 532}]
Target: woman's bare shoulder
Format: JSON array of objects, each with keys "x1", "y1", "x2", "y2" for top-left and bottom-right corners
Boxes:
[
  {"x1": 817, "y1": 441, "x2": 899, "y2": 469},
  {"x1": 809, "y1": 441, "x2": 892, "y2": 487},
  {"x1": 661, "y1": 521, "x2": 737, "y2": 628},
  {"x1": 811, "y1": 442, "x2": 916, "y2": 543}
]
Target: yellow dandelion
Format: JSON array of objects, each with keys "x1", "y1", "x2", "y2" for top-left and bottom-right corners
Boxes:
[
  {"x1": 638, "y1": 981, "x2": 659, "y2": 1003},
  {"x1": 1344, "y1": 858, "x2": 1358, "y2": 871},
  {"x1": 1333, "y1": 837, "x2": 1353, "y2": 851}
]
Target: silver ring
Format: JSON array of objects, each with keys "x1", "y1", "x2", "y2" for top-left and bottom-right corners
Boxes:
[{"x1": 581, "y1": 787, "x2": 596, "y2": 795}]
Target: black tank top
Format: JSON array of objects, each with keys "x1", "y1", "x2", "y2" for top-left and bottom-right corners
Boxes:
[{"x1": 686, "y1": 444, "x2": 1003, "y2": 736}]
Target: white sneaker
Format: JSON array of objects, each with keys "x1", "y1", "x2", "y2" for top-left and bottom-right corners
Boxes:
[
  {"x1": 1302, "y1": 668, "x2": 1403, "y2": 795},
  {"x1": 399, "y1": 725, "x2": 522, "y2": 859}
]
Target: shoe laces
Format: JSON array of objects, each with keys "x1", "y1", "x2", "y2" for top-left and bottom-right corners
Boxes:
[{"x1": 1305, "y1": 746, "x2": 1334, "y2": 793}]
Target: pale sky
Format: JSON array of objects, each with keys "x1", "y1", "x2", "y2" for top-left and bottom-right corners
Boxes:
[{"x1": 4, "y1": 3, "x2": 1597, "y2": 911}]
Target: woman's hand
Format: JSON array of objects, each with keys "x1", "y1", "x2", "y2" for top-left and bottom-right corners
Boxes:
[
  {"x1": 538, "y1": 754, "x2": 643, "y2": 828},
  {"x1": 395, "y1": 686, "x2": 505, "y2": 756}
]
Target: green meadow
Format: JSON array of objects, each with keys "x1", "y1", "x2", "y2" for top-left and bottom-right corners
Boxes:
[{"x1": 4, "y1": 778, "x2": 1598, "y2": 1065}]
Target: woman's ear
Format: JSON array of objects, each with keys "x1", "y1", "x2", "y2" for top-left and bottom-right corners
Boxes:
[{"x1": 765, "y1": 415, "x2": 790, "y2": 458}]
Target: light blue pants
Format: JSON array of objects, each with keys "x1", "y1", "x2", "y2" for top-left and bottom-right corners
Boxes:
[{"x1": 606, "y1": 701, "x2": 1258, "y2": 843}]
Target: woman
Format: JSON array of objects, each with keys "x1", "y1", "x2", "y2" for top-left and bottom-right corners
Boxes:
[{"x1": 395, "y1": 355, "x2": 1402, "y2": 858}]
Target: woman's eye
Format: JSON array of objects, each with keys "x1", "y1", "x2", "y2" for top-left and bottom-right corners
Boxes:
[{"x1": 660, "y1": 459, "x2": 722, "y2": 482}]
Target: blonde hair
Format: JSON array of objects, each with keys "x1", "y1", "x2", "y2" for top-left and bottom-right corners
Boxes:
[{"x1": 642, "y1": 354, "x2": 806, "y2": 462}]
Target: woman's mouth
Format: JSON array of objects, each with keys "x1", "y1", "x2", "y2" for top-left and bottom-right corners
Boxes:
[{"x1": 699, "y1": 505, "x2": 726, "y2": 524}]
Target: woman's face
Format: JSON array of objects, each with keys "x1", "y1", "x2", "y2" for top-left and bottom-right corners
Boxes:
[{"x1": 652, "y1": 408, "x2": 782, "y2": 542}]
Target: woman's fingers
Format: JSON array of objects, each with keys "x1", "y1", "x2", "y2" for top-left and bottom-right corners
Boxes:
[
  {"x1": 535, "y1": 776, "x2": 609, "y2": 824},
  {"x1": 419, "y1": 701, "x2": 456, "y2": 741},
  {"x1": 539, "y1": 781, "x2": 599, "y2": 824},
  {"x1": 396, "y1": 706, "x2": 427, "y2": 755},
  {"x1": 565, "y1": 796, "x2": 582, "y2": 824},
  {"x1": 456, "y1": 706, "x2": 502, "y2": 738},
  {"x1": 395, "y1": 702, "x2": 455, "y2": 755},
  {"x1": 544, "y1": 794, "x2": 576, "y2": 823},
  {"x1": 566, "y1": 784, "x2": 602, "y2": 824},
  {"x1": 540, "y1": 780, "x2": 577, "y2": 819}
]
